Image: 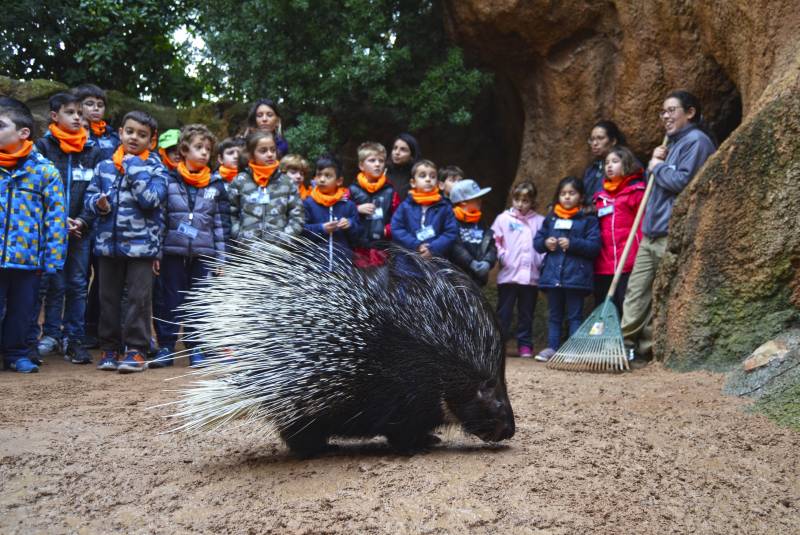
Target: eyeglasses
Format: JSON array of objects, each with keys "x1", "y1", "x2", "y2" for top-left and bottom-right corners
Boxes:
[{"x1": 659, "y1": 106, "x2": 683, "y2": 118}]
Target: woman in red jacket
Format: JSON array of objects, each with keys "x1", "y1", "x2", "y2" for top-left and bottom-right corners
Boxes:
[{"x1": 593, "y1": 145, "x2": 646, "y2": 315}]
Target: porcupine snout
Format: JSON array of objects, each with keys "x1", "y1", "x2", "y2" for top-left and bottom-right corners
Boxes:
[{"x1": 451, "y1": 377, "x2": 515, "y2": 443}]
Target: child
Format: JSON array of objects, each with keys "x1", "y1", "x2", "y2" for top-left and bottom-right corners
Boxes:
[
  {"x1": 280, "y1": 153, "x2": 311, "y2": 199},
  {"x1": 448, "y1": 179, "x2": 497, "y2": 286},
  {"x1": 593, "y1": 145, "x2": 645, "y2": 315},
  {"x1": 150, "y1": 125, "x2": 229, "y2": 368},
  {"x1": 84, "y1": 110, "x2": 168, "y2": 373},
  {"x1": 302, "y1": 155, "x2": 359, "y2": 269},
  {"x1": 391, "y1": 159, "x2": 458, "y2": 261},
  {"x1": 438, "y1": 165, "x2": 464, "y2": 200},
  {"x1": 228, "y1": 131, "x2": 303, "y2": 242},
  {"x1": 158, "y1": 129, "x2": 181, "y2": 173},
  {"x1": 533, "y1": 176, "x2": 600, "y2": 362},
  {"x1": 0, "y1": 102, "x2": 67, "y2": 373},
  {"x1": 491, "y1": 181, "x2": 546, "y2": 358},
  {"x1": 33, "y1": 92, "x2": 103, "y2": 364},
  {"x1": 349, "y1": 141, "x2": 400, "y2": 267},
  {"x1": 74, "y1": 83, "x2": 120, "y2": 160},
  {"x1": 215, "y1": 137, "x2": 245, "y2": 192}
]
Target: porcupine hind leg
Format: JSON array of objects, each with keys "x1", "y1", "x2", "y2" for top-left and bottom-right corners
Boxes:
[{"x1": 280, "y1": 422, "x2": 337, "y2": 458}]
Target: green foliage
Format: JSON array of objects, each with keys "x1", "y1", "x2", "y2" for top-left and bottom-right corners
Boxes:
[
  {"x1": 1, "y1": 0, "x2": 203, "y2": 104},
  {"x1": 283, "y1": 114, "x2": 336, "y2": 162}
]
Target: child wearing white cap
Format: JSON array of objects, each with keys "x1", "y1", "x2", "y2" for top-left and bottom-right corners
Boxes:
[{"x1": 448, "y1": 179, "x2": 497, "y2": 286}]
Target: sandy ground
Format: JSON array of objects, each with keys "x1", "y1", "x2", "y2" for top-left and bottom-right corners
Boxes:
[{"x1": 1, "y1": 353, "x2": 799, "y2": 535}]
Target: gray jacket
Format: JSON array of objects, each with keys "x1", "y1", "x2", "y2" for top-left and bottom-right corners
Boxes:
[{"x1": 642, "y1": 125, "x2": 716, "y2": 238}]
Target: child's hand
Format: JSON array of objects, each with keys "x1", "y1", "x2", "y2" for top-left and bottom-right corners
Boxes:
[
  {"x1": 418, "y1": 244, "x2": 432, "y2": 259},
  {"x1": 337, "y1": 218, "x2": 350, "y2": 230},
  {"x1": 323, "y1": 221, "x2": 338, "y2": 234},
  {"x1": 152, "y1": 259, "x2": 160, "y2": 275},
  {"x1": 545, "y1": 237, "x2": 558, "y2": 252},
  {"x1": 96, "y1": 194, "x2": 110, "y2": 213},
  {"x1": 358, "y1": 203, "x2": 376, "y2": 216},
  {"x1": 67, "y1": 218, "x2": 84, "y2": 238},
  {"x1": 558, "y1": 237, "x2": 570, "y2": 251}
]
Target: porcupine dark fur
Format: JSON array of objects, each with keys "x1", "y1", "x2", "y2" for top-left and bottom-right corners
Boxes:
[{"x1": 170, "y1": 236, "x2": 515, "y2": 456}]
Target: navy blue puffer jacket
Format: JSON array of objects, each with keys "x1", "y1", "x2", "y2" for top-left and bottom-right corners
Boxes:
[{"x1": 534, "y1": 210, "x2": 600, "y2": 292}]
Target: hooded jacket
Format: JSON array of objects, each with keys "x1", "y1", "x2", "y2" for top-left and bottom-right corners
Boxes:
[{"x1": 491, "y1": 207, "x2": 546, "y2": 286}]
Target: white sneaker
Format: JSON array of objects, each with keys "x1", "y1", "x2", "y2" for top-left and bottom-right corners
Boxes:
[
  {"x1": 37, "y1": 336, "x2": 59, "y2": 355},
  {"x1": 534, "y1": 348, "x2": 556, "y2": 362}
]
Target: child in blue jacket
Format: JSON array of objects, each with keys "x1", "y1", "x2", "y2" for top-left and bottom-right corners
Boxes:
[
  {"x1": 302, "y1": 155, "x2": 359, "y2": 270},
  {"x1": 533, "y1": 176, "x2": 600, "y2": 362},
  {"x1": 391, "y1": 159, "x2": 458, "y2": 264},
  {"x1": 0, "y1": 101, "x2": 67, "y2": 373}
]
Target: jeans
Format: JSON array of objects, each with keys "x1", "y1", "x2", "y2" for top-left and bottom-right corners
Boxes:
[
  {"x1": 496, "y1": 283, "x2": 538, "y2": 348},
  {"x1": 1, "y1": 269, "x2": 40, "y2": 362},
  {"x1": 154, "y1": 255, "x2": 210, "y2": 350},
  {"x1": 545, "y1": 287, "x2": 585, "y2": 350}
]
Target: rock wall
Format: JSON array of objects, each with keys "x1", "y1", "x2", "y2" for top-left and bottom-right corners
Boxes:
[{"x1": 445, "y1": 0, "x2": 800, "y2": 367}]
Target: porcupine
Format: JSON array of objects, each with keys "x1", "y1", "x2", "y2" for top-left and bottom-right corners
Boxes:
[{"x1": 170, "y1": 235, "x2": 515, "y2": 456}]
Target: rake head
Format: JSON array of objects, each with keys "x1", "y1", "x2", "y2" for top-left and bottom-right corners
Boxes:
[{"x1": 546, "y1": 298, "x2": 630, "y2": 372}]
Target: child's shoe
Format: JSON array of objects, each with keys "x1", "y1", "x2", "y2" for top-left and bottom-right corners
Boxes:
[
  {"x1": 518, "y1": 345, "x2": 533, "y2": 358},
  {"x1": 148, "y1": 347, "x2": 174, "y2": 369},
  {"x1": 118, "y1": 350, "x2": 147, "y2": 374},
  {"x1": 6, "y1": 357, "x2": 39, "y2": 373},
  {"x1": 37, "y1": 335, "x2": 59, "y2": 355},
  {"x1": 534, "y1": 348, "x2": 556, "y2": 362},
  {"x1": 64, "y1": 340, "x2": 92, "y2": 364},
  {"x1": 96, "y1": 351, "x2": 120, "y2": 371},
  {"x1": 189, "y1": 348, "x2": 207, "y2": 368}
]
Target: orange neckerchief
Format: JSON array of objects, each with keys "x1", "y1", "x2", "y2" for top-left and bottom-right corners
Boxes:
[
  {"x1": 310, "y1": 186, "x2": 346, "y2": 207},
  {"x1": 0, "y1": 140, "x2": 34, "y2": 169},
  {"x1": 554, "y1": 203, "x2": 580, "y2": 219},
  {"x1": 48, "y1": 123, "x2": 88, "y2": 153},
  {"x1": 356, "y1": 171, "x2": 387, "y2": 194},
  {"x1": 218, "y1": 165, "x2": 238, "y2": 182},
  {"x1": 178, "y1": 161, "x2": 211, "y2": 188},
  {"x1": 297, "y1": 182, "x2": 311, "y2": 200},
  {"x1": 158, "y1": 148, "x2": 179, "y2": 171},
  {"x1": 409, "y1": 188, "x2": 441, "y2": 206},
  {"x1": 112, "y1": 145, "x2": 150, "y2": 174},
  {"x1": 453, "y1": 205, "x2": 482, "y2": 223},
  {"x1": 90, "y1": 120, "x2": 107, "y2": 137},
  {"x1": 248, "y1": 161, "x2": 280, "y2": 187},
  {"x1": 603, "y1": 169, "x2": 644, "y2": 193}
]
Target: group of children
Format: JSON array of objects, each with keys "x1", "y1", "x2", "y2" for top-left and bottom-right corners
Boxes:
[{"x1": 0, "y1": 82, "x2": 651, "y2": 374}]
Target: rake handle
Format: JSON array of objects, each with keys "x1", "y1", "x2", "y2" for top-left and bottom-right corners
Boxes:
[{"x1": 606, "y1": 135, "x2": 668, "y2": 298}]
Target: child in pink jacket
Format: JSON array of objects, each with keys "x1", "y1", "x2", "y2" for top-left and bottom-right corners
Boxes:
[{"x1": 491, "y1": 181, "x2": 546, "y2": 358}]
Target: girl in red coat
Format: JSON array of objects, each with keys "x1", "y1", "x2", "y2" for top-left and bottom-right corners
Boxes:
[{"x1": 593, "y1": 145, "x2": 646, "y2": 315}]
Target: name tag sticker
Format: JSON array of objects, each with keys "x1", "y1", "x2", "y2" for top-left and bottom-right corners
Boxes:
[
  {"x1": 203, "y1": 188, "x2": 218, "y2": 200},
  {"x1": 416, "y1": 225, "x2": 435, "y2": 241},
  {"x1": 178, "y1": 222, "x2": 199, "y2": 239},
  {"x1": 597, "y1": 205, "x2": 614, "y2": 218},
  {"x1": 73, "y1": 166, "x2": 93, "y2": 182},
  {"x1": 467, "y1": 228, "x2": 484, "y2": 242},
  {"x1": 369, "y1": 206, "x2": 384, "y2": 220},
  {"x1": 256, "y1": 188, "x2": 271, "y2": 205},
  {"x1": 554, "y1": 218, "x2": 574, "y2": 230},
  {"x1": 508, "y1": 221, "x2": 523, "y2": 232}
]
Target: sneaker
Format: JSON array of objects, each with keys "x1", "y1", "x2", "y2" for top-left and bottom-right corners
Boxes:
[
  {"x1": 189, "y1": 348, "x2": 207, "y2": 368},
  {"x1": 65, "y1": 340, "x2": 92, "y2": 364},
  {"x1": 518, "y1": 345, "x2": 533, "y2": 358},
  {"x1": 148, "y1": 347, "x2": 174, "y2": 369},
  {"x1": 37, "y1": 336, "x2": 59, "y2": 355},
  {"x1": 96, "y1": 351, "x2": 120, "y2": 371},
  {"x1": 534, "y1": 347, "x2": 556, "y2": 362},
  {"x1": 118, "y1": 350, "x2": 147, "y2": 374},
  {"x1": 6, "y1": 357, "x2": 39, "y2": 373}
]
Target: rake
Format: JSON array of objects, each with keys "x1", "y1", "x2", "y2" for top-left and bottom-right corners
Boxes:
[{"x1": 546, "y1": 137, "x2": 665, "y2": 372}]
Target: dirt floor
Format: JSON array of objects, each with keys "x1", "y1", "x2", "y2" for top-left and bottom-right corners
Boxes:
[{"x1": 1, "y1": 353, "x2": 799, "y2": 535}]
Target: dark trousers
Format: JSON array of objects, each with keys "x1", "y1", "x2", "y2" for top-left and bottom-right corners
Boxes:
[
  {"x1": 496, "y1": 283, "x2": 538, "y2": 348},
  {"x1": 154, "y1": 255, "x2": 210, "y2": 350},
  {"x1": 98, "y1": 257, "x2": 153, "y2": 352},
  {"x1": 593, "y1": 273, "x2": 631, "y2": 317},
  {"x1": 545, "y1": 287, "x2": 585, "y2": 350},
  {"x1": 1, "y1": 269, "x2": 40, "y2": 363},
  {"x1": 152, "y1": 272, "x2": 168, "y2": 344}
]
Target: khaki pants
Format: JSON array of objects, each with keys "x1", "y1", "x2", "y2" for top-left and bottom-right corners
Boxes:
[{"x1": 620, "y1": 236, "x2": 667, "y2": 358}]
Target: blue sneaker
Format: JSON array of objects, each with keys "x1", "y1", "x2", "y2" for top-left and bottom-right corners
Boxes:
[
  {"x1": 118, "y1": 350, "x2": 147, "y2": 374},
  {"x1": 96, "y1": 351, "x2": 120, "y2": 371},
  {"x1": 7, "y1": 357, "x2": 39, "y2": 373},
  {"x1": 149, "y1": 347, "x2": 174, "y2": 369},
  {"x1": 189, "y1": 349, "x2": 207, "y2": 368}
]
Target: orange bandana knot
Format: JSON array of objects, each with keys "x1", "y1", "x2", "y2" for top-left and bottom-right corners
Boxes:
[
  {"x1": 158, "y1": 148, "x2": 179, "y2": 171},
  {"x1": 178, "y1": 161, "x2": 211, "y2": 189},
  {"x1": 553, "y1": 203, "x2": 580, "y2": 219},
  {"x1": 356, "y1": 171, "x2": 387, "y2": 194},
  {"x1": 248, "y1": 161, "x2": 280, "y2": 187},
  {"x1": 453, "y1": 205, "x2": 482, "y2": 223},
  {"x1": 218, "y1": 165, "x2": 239, "y2": 182},
  {"x1": 48, "y1": 123, "x2": 88, "y2": 154},
  {"x1": 603, "y1": 169, "x2": 644, "y2": 194},
  {"x1": 310, "y1": 186, "x2": 346, "y2": 207},
  {"x1": 409, "y1": 188, "x2": 441, "y2": 206},
  {"x1": 0, "y1": 140, "x2": 34, "y2": 169},
  {"x1": 297, "y1": 182, "x2": 311, "y2": 200},
  {"x1": 90, "y1": 120, "x2": 107, "y2": 137},
  {"x1": 113, "y1": 145, "x2": 150, "y2": 174}
]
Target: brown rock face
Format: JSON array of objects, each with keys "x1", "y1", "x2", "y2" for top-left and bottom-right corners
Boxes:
[{"x1": 445, "y1": 0, "x2": 800, "y2": 367}]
